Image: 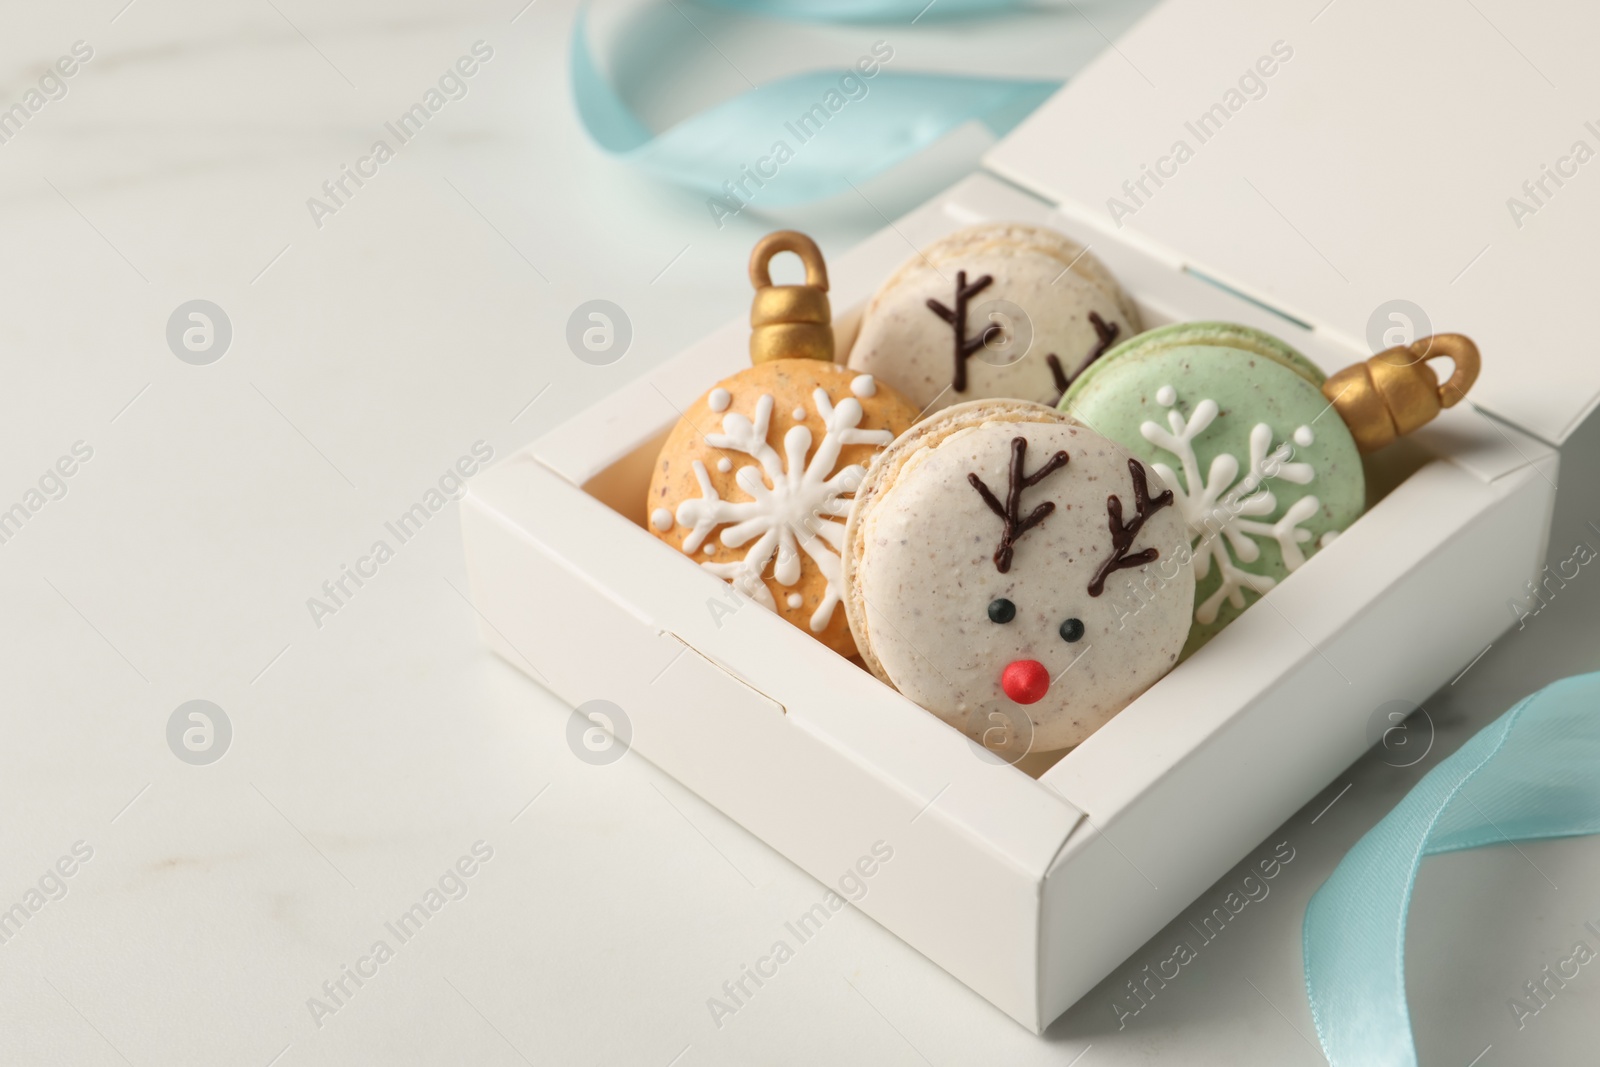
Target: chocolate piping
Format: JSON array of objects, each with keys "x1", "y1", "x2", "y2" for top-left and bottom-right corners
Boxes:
[
  {"x1": 968, "y1": 436, "x2": 1071, "y2": 574},
  {"x1": 1047, "y1": 311, "x2": 1123, "y2": 405},
  {"x1": 1088, "y1": 458, "x2": 1174, "y2": 596},
  {"x1": 926, "y1": 271, "x2": 1001, "y2": 393},
  {"x1": 1087, "y1": 310, "x2": 1120, "y2": 363},
  {"x1": 1046, "y1": 354, "x2": 1070, "y2": 397}
]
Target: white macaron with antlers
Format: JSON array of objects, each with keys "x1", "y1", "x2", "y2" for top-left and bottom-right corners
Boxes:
[{"x1": 842, "y1": 400, "x2": 1194, "y2": 756}]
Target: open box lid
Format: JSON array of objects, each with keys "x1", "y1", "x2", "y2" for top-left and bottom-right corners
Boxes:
[{"x1": 984, "y1": 0, "x2": 1598, "y2": 446}]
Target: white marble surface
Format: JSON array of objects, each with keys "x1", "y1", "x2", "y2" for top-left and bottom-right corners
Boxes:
[{"x1": 2, "y1": 1, "x2": 1597, "y2": 1064}]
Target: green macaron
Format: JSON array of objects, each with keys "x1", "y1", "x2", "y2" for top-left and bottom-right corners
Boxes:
[{"x1": 1060, "y1": 322, "x2": 1365, "y2": 656}]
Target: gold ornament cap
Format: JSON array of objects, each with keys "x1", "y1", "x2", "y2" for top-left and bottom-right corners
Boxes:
[
  {"x1": 1323, "y1": 333, "x2": 1480, "y2": 453},
  {"x1": 748, "y1": 231, "x2": 833, "y2": 365}
]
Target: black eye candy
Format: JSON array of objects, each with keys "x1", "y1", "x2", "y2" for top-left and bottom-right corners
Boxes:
[
  {"x1": 1059, "y1": 617, "x2": 1085, "y2": 643},
  {"x1": 987, "y1": 598, "x2": 1016, "y2": 624}
]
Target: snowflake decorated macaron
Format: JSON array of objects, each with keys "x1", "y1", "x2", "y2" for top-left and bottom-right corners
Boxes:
[
  {"x1": 842, "y1": 400, "x2": 1194, "y2": 756},
  {"x1": 1059, "y1": 322, "x2": 1365, "y2": 655},
  {"x1": 647, "y1": 232, "x2": 919, "y2": 657}
]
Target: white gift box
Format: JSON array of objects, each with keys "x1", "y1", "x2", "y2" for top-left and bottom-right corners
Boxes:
[{"x1": 462, "y1": 0, "x2": 1583, "y2": 1032}]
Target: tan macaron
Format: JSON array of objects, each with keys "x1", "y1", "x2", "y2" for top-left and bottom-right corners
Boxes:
[{"x1": 649, "y1": 359, "x2": 918, "y2": 656}]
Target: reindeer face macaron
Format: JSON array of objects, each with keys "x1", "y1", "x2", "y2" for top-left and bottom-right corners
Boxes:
[
  {"x1": 843, "y1": 401, "x2": 1194, "y2": 755},
  {"x1": 847, "y1": 223, "x2": 1142, "y2": 415}
]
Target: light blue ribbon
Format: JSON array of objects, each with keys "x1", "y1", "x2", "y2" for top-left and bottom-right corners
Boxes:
[
  {"x1": 570, "y1": 3, "x2": 1060, "y2": 209},
  {"x1": 1303, "y1": 671, "x2": 1600, "y2": 1065},
  {"x1": 696, "y1": 0, "x2": 1019, "y2": 19},
  {"x1": 697, "y1": 0, "x2": 1011, "y2": 18}
]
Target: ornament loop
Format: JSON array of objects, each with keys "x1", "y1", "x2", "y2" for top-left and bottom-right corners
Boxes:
[
  {"x1": 1322, "y1": 332, "x2": 1482, "y2": 453},
  {"x1": 749, "y1": 230, "x2": 829, "y2": 291},
  {"x1": 1410, "y1": 333, "x2": 1480, "y2": 409},
  {"x1": 747, "y1": 230, "x2": 834, "y2": 365}
]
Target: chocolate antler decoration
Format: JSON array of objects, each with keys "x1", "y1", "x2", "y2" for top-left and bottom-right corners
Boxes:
[
  {"x1": 968, "y1": 437, "x2": 1071, "y2": 573},
  {"x1": 1047, "y1": 311, "x2": 1122, "y2": 404},
  {"x1": 1046, "y1": 355, "x2": 1070, "y2": 398},
  {"x1": 1088, "y1": 458, "x2": 1174, "y2": 596},
  {"x1": 926, "y1": 271, "x2": 1001, "y2": 393},
  {"x1": 1087, "y1": 310, "x2": 1121, "y2": 362}
]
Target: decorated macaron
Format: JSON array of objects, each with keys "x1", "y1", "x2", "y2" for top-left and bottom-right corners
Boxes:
[
  {"x1": 648, "y1": 232, "x2": 918, "y2": 656},
  {"x1": 1060, "y1": 322, "x2": 1479, "y2": 655},
  {"x1": 847, "y1": 222, "x2": 1142, "y2": 415},
  {"x1": 843, "y1": 400, "x2": 1194, "y2": 755}
]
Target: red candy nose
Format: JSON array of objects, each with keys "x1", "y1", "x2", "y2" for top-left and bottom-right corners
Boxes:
[{"x1": 1001, "y1": 659, "x2": 1050, "y2": 705}]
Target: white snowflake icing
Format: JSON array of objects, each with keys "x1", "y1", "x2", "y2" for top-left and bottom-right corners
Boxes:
[
  {"x1": 676, "y1": 388, "x2": 892, "y2": 632},
  {"x1": 1140, "y1": 389, "x2": 1322, "y2": 626}
]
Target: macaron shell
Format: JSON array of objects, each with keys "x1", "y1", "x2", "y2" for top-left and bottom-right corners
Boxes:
[
  {"x1": 871, "y1": 223, "x2": 1141, "y2": 326},
  {"x1": 844, "y1": 400, "x2": 1193, "y2": 754},
  {"x1": 1064, "y1": 320, "x2": 1326, "y2": 407},
  {"x1": 648, "y1": 360, "x2": 917, "y2": 656},
  {"x1": 1061, "y1": 343, "x2": 1365, "y2": 655},
  {"x1": 847, "y1": 223, "x2": 1141, "y2": 415}
]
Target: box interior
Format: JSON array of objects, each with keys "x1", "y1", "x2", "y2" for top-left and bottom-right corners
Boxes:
[{"x1": 575, "y1": 213, "x2": 1444, "y2": 780}]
